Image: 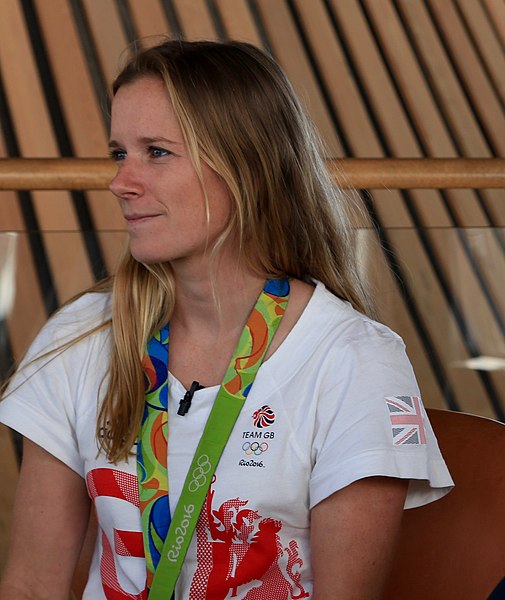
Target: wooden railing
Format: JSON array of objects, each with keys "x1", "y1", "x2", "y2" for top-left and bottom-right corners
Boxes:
[{"x1": 0, "y1": 158, "x2": 505, "y2": 190}]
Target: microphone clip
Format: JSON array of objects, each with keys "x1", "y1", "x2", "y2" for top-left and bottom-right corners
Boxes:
[{"x1": 177, "y1": 380, "x2": 204, "y2": 416}]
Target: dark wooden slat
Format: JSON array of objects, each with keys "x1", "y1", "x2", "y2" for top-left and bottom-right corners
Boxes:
[
  {"x1": 357, "y1": 0, "x2": 505, "y2": 415},
  {"x1": 418, "y1": 2, "x2": 505, "y2": 226},
  {"x1": 457, "y1": 0, "x2": 505, "y2": 107},
  {"x1": 329, "y1": 0, "x2": 504, "y2": 417},
  {"x1": 81, "y1": 0, "x2": 128, "y2": 92},
  {"x1": 34, "y1": 0, "x2": 124, "y2": 277},
  {"x1": 0, "y1": 0, "x2": 95, "y2": 306},
  {"x1": 0, "y1": 424, "x2": 19, "y2": 575},
  {"x1": 215, "y1": 0, "x2": 263, "y2": 43},
  {"x1": 291, "y1": 0, "x2": 412, "y2": 229},
  {"x1": 127, "y1": 0, "x2": 174, "y2": 40},
  {"x1": 388, "y1": 228, "x2": 496, "y2": 418},
  {"x1": 397, "y1": 0, "x2": 494, "y2": 156},
  {"x1": 3, "y1": 233, "x2": 47, "y2": 361},
  {"x1": 0, "y1": 139, "x2": 24, "y2": 232},
  {"x1": 482, "y1": 0, "x2": 505, "y2": 50},
  {"x1": 376, "y1": 0, "x2": 505, "y2": 227},
  {"x1": 359, "y1": 0, "x2": 490, "y2": 226},
  {"x1": 328, "y1": 0, "x2": 454, "y2": 228},
  {"x1": 256, "y1": 0, "x2": 344, "y2": 158},
  {"x1": 0, "y1": 132, "x2": 46, "y2": 361},
  {"x1": 426, "y1": 0, "x2": 505, "y2": 156},
  {"x1": 172, "y1": 0, "x2": 219, "y2": 39},
  {"x1": 361, "y1": 230, "x2": 447, "y2": 409}
]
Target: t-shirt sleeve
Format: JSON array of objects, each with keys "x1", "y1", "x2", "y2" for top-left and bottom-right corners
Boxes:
[
  {"x1": 309, "y1": 323, "x2": 454, "y2": 510},
  {"x1": 0, "y1": 294, "x2": 110, "y2": 477}
]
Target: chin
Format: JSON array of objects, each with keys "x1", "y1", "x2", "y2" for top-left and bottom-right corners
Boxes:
[{"x1": 129, "y1": 244, "x2": 170, "y2": 266}]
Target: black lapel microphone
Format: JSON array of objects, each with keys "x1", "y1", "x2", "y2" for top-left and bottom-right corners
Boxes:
[{"x1": 177, "y1": 380, "x2": 204, "y2": 416}]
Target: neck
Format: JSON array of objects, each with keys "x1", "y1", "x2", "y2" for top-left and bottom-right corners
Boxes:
[{"x1": 171, "y1": 260, "x2": 266, "y2": 338}]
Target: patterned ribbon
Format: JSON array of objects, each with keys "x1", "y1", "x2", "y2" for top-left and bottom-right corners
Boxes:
[
  {"x1": 137, "y1": 278, "x2": 290, "y2": 594},
  {"x1": 138, "y1": 325, "x2": 171, "y2": 587}
]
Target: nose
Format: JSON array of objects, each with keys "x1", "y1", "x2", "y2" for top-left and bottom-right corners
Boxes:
[{"x1": 109, "y1": 161, "x2": 143, "y2": 199}]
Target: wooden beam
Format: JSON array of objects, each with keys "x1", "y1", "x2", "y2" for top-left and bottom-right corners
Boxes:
[{"x1": 0, "y1": 158, "x2": 505, "y2": 190}]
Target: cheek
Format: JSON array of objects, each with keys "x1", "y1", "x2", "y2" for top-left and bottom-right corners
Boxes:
[
  {"x1": 201, "y1": 161, "x2": 230, "y2": 196},
  {"x1": 205, "y1": 178, "x2": 233, "y2": 226},
  {"x1": 161, "y1": 172, "x2": 208, "y2": 220}
]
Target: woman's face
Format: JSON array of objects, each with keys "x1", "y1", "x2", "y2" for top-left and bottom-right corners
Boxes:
[{"x1": 109, "y1": 76, "x2": 233, "y2": 269}]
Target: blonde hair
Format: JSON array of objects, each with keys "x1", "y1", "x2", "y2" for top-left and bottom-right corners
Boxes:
[{"x1": 95, "y1": 39, "x2": 372, "y2": 461}]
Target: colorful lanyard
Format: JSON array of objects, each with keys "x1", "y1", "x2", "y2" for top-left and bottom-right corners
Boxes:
[{"x1": 137, "y1": 278, "x2": 290, "y2": 598}]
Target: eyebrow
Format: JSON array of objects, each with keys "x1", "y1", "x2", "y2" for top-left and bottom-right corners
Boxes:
[{"x1": 108, "y1": 136, "x2": 183, "y2": 148}]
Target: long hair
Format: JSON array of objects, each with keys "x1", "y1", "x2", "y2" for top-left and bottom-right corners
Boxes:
[{"x1": 97, "y1": 39, "x2": 373, "y2": 461}]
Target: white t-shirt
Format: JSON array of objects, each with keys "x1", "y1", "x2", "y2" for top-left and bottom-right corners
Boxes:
[{"x1": 0, "y1": 282, "x2": 453, "y2": 599}]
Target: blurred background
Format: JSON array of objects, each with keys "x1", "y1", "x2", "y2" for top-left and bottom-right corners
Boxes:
[{"x1": 1, "y1": 0, "x2": 504, "y2": 572}]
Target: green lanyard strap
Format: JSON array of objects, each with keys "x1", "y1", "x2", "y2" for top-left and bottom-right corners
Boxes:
[{"x1": 143, "y1": 278, "x2": 290, "y2": 599}]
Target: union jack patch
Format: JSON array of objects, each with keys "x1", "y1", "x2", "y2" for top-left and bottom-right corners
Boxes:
[{"x1": 385, "y1": 396, "x2": 427, "y2": 446}]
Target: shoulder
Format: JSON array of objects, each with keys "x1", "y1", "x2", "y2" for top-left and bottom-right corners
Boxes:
[
  {"x1": 300, "y1": 281, "x2": 406, "y2": 361},
  {"x1": 52, "y1": 292, "x2": 112, "y2": 328},
  {"x1": 24, "y1": 292, "x2": 112, "y2": 362},
  {"x1": 4, "y1": 291, "x2": 112, "y2": 408},
  {"x1": 267, "y1": 281, "x2": 413, "y2": 394}
]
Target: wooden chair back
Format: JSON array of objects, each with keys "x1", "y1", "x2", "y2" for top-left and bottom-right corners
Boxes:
[{"x1": 384, "y1": 408, "x2": 505, "y2": 599}]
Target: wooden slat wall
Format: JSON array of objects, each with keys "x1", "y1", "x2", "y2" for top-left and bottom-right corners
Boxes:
[{"x1": 1, "y1": 0, "x2": 505, "y2": 579}]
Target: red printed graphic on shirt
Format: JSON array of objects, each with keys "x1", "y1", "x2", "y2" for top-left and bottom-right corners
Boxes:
[
  {"x1": 86, "y1": 468, "x2": 148, "y2": 600},
  {"x1": 189, "y1": 478, "x2": 309, "y2": 599}
]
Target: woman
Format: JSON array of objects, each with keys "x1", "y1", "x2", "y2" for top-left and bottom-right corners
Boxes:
[{"x1": 0, "y1": 40, "x2": 452, "y2": 599}]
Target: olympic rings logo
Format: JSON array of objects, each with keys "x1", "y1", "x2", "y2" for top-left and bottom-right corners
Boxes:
[
  {"x1": 242, "y1": 441, "x2": 269, "y2": 456},
  {"x1": 188, "y1": 454, "x2": 212, "y2": 492}
]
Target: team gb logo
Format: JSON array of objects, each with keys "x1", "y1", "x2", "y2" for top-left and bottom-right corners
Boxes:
[{"x1": 252, "y1": 405, "x2": 276, "y2": 428}]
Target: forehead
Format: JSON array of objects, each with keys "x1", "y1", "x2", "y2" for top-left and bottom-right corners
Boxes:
[
  {"x1": 113, "y1": 75, "x2": 170, "y2": 105},
  {"x1": 110, "y1": 76, "x2": 181, "y2": 134}
]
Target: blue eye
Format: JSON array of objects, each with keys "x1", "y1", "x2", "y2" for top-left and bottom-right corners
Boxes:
[
  {"x1": 149, "y1": 146, "x2": 170, "y2": 158},
  {"x1": 109, "y1": 149, "x2": 126, "y2": 161}
]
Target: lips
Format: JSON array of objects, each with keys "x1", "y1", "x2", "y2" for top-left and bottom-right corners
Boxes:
[{"x1": 124, "y1": 213, "x2": 160, "y2": 222}]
